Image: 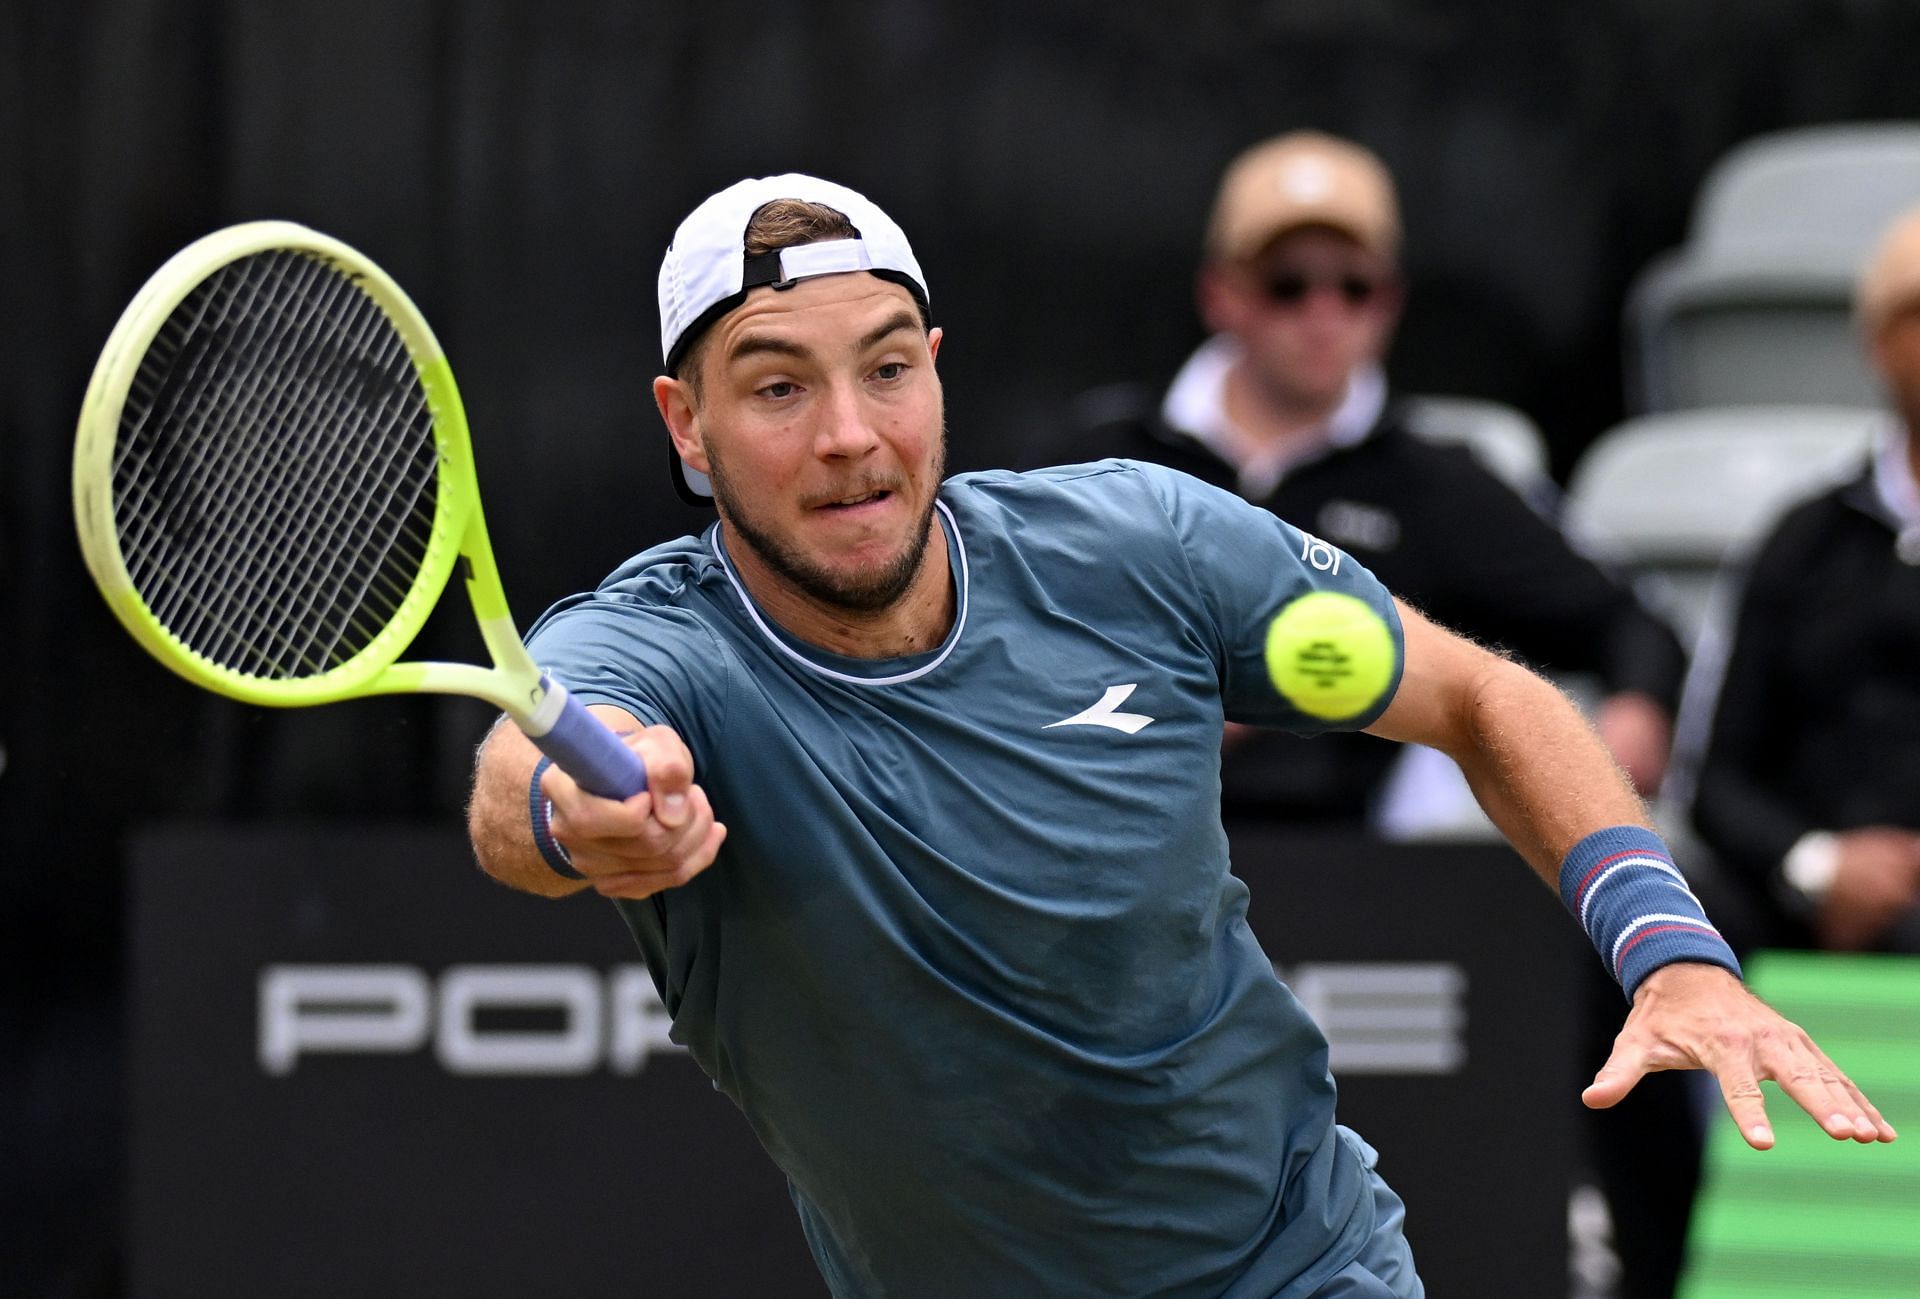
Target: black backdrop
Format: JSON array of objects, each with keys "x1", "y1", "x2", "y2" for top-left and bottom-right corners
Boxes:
[
  {"x1": 123, "y1": 826, "x2": 1578, "y2": 1299},
  {"x1": 8, "y1": 2, "x2": 1920, "y2": 1293}
]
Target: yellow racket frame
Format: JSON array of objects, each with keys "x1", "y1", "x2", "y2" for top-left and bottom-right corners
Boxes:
[{"x1": 72, "y1": 221, "x2": 558, "y2": 730}]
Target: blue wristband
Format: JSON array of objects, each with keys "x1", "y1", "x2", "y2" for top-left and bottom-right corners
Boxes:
[
  {"x1": 528, "y1": 756, "x2": 585, "y2": 880},
  {"x1": 1559, "y1": 825, "x2": 1741, "y2": 999}
]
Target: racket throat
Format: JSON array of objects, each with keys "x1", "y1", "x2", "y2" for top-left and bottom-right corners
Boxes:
[{"x1": 519, "y1": 673, "x2": 571, "y2": 738}]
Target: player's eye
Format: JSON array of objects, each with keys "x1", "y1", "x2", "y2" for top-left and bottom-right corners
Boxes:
[
  {"x1": 871, "y1": 362, "x2": 906, "y2": 382},
  {"x1": 758, "y1": 380, "x2": 799, "y2": 400}
]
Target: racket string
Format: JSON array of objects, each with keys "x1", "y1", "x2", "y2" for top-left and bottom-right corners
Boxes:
[
  {"x1": 127, "y1": 254, "x2": 394, "y2": 672},
  {"x1": 190, "y1": 254, "x2": 425, "y2": 670},
  {"x1": 258, "y1": 301, "x2": 437, "y2": 670},
  {"x1": 112, "y1": 248, "x2": 442, "y2": 679},
  {"x1": 185, "y1": 253, "x2": 398, "y2": 665},
  {"x1": 227, "y1": 263, "x2": 439, "y2": 673},
  {"x1": 119, "y1": 253, "x2": 342, "y2": 610},
  {"x1": 132, "y1": 254, "x2": 373, "y2": 667}
]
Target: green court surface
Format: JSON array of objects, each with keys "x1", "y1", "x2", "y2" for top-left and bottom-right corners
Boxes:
[{"x1": 1679, "y1": 951, "x2": 1920, "y2": 1299}]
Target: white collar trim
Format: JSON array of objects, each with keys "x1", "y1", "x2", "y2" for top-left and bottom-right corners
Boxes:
[{"x1": 712, "y1": 498, "x2": 969, "y2": 686}]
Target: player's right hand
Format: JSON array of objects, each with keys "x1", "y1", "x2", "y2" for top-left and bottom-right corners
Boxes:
[{"x1": 542, "y1": 723, "x2": 728, "y2": 900}]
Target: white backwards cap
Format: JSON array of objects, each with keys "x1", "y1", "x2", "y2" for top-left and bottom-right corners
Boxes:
[{"x1": 657, "y1": 174, "x2": 930, "y2": 503}]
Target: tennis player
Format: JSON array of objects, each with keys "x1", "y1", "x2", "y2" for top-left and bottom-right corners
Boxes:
[{"x1": 467, "y1": 174, "x2": 1894, "y2": 1299}]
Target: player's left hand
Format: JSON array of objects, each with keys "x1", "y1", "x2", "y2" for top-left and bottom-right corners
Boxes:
[{"x1": 1581, "y1": 961, "x2": 1898, "y2": 1150}]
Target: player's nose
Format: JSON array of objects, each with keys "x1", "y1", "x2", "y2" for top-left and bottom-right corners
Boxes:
[{"x1": 813, "y1": 379, "x2": 882, "y2": 460}]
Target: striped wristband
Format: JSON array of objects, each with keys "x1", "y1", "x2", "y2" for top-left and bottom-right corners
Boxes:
[
  {"x1": 527, "y1": 756, "x2": 585, "y2": 880},
  {"x1": 1560, "y1": 825, "x2": 1740, "y2": 999}
]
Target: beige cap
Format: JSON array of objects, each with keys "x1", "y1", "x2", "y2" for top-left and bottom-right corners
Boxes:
[
  {"x1": 1857, "y1": 205, "x2": 1920, "y2": 333},
  {"x1": 1206, "y1": 131, "x2": 1401, "y2": 263}
]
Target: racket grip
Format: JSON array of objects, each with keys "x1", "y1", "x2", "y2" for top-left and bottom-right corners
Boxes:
[{"x1": 530, "y1": 684, "x2": 650, "y2": 799}]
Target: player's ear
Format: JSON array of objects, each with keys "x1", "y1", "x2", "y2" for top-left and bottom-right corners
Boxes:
[
  {"x1": 653, "y1": 376, "x2": 708, "y2": 472},
  {"x1": 927, "y1": 326, "x2": 943, "y2": 363}
]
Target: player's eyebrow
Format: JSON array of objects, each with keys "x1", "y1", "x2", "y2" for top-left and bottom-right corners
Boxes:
[
  {"x1": 726, "y1": 333, "x2": 812, "y2": 366},
  {"x1": 726, "y1": 310, "x2": 922, "y2": 368},
  {"x1": 856, "y1": 311, "x2": 921, "y2": 352}
]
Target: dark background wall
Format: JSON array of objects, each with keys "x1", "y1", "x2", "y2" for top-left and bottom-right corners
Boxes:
[{"x1": 6, "y1": 2, "x2": 1920, "y2": 1293}]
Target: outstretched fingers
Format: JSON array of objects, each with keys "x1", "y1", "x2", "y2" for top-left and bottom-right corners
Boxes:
[
  {"x1": 1706, "y1": 1055, "x2": 1777, "y2": 1150},
  {"x1": 1583, "y1": 964, "x2": 1898, "y2": 1150},
  {"x1": 1690, "y1": 1016, "x2": 1897, "y2": 1150},
  {"x1": 1746, "y1": 1025, "x2": 1898, "y2": 1147}
]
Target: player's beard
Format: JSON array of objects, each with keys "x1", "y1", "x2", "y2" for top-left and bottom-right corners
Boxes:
[{"x1": 704, "y1": 425, "x2": 947, "y2": 615}]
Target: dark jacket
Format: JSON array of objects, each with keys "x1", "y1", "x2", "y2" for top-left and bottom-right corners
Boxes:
[
  {"x1": 1045, "y1": 384, "x2": 1688, "y2": 821},
  {"x1": 1689, "y1": 464, "x2": 1920, "y2": 950}
]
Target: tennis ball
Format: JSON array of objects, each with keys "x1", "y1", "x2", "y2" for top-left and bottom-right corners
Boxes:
[{"x1": 1264, "y1": 591, "x2": 1397, "y2": 720}]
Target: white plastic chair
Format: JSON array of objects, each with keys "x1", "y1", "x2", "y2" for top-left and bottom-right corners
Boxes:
[
  {"x1": 1627, "y1": 123, "x2": 1920, "y2": 412},
  {"x1": 1562, "y1": 405, "x2": 1881, "y2": 644},
  {"x1": 1399, "y1": 394, "x2": 1552, "y2": 496}
]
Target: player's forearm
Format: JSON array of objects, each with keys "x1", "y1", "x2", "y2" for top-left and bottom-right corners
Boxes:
[
  {"x1": 1372, "y1": 602, "x2": 1652, "y2": 881},
  {"x1": 467, "y1": 716, "x2": 590, "y2": 898},
  {"x1": 1446, "y1": 659, "x2": 1651, "y2": 881}
]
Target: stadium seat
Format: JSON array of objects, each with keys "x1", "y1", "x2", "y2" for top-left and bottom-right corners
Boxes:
[
  {"x1": 1562, "y1": 405, "x2": 1880, "y2": 645},
  {"x1": 1627, "y1": 122, "x2": 1920, "y2": 412},
  {"x1": 1399, "y1": 394, "x2": 1551, "y2": 496}
]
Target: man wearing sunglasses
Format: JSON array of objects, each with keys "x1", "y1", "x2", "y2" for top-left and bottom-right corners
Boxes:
[
  {"x1": 1048, "y1": 131, "x2": 1698, "y2": 1299},
  {"x1": 1056, "y1": 130, "x2": 1685, "y2": 830}
]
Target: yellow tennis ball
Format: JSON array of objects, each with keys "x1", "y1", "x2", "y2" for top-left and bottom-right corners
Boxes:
[{"x1": 1264, "y1": 591, "x2": 1397, "y2": 720}]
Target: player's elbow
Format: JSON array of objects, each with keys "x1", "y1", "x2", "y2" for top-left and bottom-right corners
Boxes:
[
  {"x1": 1392, "y1": 656, "x2": 1581, "y2": 865},
  {"x1": 1429, "y1": 653, "x2": 1490, "y2": 750},
  {"x1": 1438, "y1": 652, "x2": 1565, "y2": 768},
  {"x1": 1371, "y1": 616, "x2": 1539, "y2": 759}
]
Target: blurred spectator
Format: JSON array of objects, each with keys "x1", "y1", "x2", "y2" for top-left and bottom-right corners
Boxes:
[
  {"x1": 1044, "y1": 131, "x2": 1687, "y2": 823},
  {"x1": 1689, "y1": 205, "x2": 1920, "y2": 957}
]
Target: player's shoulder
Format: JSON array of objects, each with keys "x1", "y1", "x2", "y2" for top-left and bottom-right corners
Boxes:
[
  {"x1": 591, "y1": 532, "x2": 728, "y2": 605},
  {"x1": 529, "y1": 531, "x2": 731, "y2": 651},
  {"x1": 946, "y1": 458, "x2": 1226, "y2": 524},
  {"x1": 943, "y1": 461, "x2": 1275, "y2": 581}
]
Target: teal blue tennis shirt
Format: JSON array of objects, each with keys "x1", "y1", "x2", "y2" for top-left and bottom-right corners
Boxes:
[{"x1": 526, "y1": 460, "x2": 1409, "y2": 1298}]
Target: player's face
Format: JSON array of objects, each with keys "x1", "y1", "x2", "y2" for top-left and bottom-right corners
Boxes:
[
  {"x1": 1208, "y1": 226, "x2": 1400, "y2": 413},
  {"x1": 671, "y1": 274, "x2": 946, "y2": 613}
]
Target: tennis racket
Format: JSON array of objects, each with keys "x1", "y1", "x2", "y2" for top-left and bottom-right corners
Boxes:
[{"x1": 72, "y1": 220, "x2": 649, "y2": 800}]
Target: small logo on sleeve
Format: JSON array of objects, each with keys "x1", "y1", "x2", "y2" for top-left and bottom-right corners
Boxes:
[{"x1": 1298, "y1": 530, "x2": 1346, "y2": 574}]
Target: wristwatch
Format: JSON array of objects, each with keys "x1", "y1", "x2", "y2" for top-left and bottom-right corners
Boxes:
[{"x1": 1782, "y1": 831, "x2": 1841, "y2": 903}]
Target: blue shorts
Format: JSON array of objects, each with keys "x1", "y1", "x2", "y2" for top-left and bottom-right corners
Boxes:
[{"x1": 1308, "y1": 1128, "x2": 1423, "y2": 1299}]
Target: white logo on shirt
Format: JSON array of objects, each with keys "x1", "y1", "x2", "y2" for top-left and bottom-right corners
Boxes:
[
  {"x1": 1299, "y1": 530, "x2": 1344, "y2": 574},
  {"x1": 1044, "y1": 684, "x2": 1156, "y2": 735}
]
